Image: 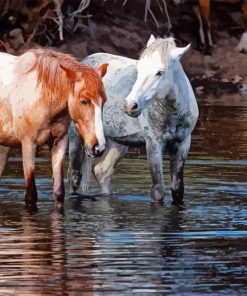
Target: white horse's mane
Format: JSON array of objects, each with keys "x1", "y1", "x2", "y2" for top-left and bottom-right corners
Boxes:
[{"x1": 140, "y1": 37, "x2": 176, "y2": 69}]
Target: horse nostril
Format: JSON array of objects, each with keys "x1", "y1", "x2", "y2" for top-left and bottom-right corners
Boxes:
[
  {"x1": 92, "y1": 144, "x2": 106, "y2": 157},
  {"x1": 131, "y1": 102, "x2": 138, "y2": 111}
]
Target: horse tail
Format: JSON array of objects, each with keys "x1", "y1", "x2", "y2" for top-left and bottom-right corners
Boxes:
[{"x1": 80, "y1": 153, "x2": 93, "y2": 193}]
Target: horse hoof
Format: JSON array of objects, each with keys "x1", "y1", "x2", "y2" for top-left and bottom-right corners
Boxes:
[
  {"x1": 55, "y1": 201, "x2": 64, "y2": 213},
  {"x1": 151, "y1": 184, "x2": 165, "y2": 201},
  {"x1": 25, "y1": 203, "x2": 38, "y2": 214},
  {"x1": 72, "y1": 186, "x2": 80, "y2": 194},
  {"x1": 151, "y1": 195, "x2": 164, "y2": 202},
  {"x1": 25, "y1": 195, "x2": 38, "y2": 206},
  {"x1": 151, "y1": 193, "x2": 165, "y2": 201}
]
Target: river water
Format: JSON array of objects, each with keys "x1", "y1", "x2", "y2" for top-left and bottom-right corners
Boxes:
[{"x1": 0, "y1": 104, "x2": 246, "y2": 295}]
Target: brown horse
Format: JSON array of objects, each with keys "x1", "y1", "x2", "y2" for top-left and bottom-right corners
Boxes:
[
  {"x1": 0, "y1": 48, "x2": 108, "y2": 208},
  {"x1": 192, "y1": 0, "x2": 247, "y2": 53}
]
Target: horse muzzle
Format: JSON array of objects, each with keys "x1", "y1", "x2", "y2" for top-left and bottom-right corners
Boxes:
[
  {"x1": 124, "y1": 101, "x2": 141, "y2": 118},
  {"x1": 92, "y1": 144, "x2": 106, "y2": 157}
]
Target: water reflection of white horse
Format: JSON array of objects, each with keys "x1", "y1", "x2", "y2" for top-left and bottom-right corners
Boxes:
[{"x1": 68, "y1": 36, "x2": 199, "y2": 205}]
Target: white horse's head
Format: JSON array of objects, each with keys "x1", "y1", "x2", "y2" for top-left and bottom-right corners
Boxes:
[{"x1": 124, "y1": 35, "x2": 190, "y2": 117}]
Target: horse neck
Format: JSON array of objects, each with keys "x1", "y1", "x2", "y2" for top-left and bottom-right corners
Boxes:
[
  {"x1": 50, "y1": 94, "x2": 69, "y2": 116},
  {"x1": 169, "y1": 60, "x2": 191, "y2": 107},
  {"x1": 147, "y1": 60, "x2": 191, "y2": 119},
  {"x1": 39, "y1": 85, "x2": 71, "y2": 126}
]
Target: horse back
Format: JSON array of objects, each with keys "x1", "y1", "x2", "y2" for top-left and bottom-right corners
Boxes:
[
  {"x1": 0, "y1": 52, "x2": 17, "y2": 145},
  {"x1": 0, "y1": 51, "x2": 49, "y2": 145},
  {"x1": 0, "y1": 52, "x2": 17, "y2": 88}
]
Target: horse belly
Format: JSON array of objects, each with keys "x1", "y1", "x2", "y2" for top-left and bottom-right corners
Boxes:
[
  {"x1": 109, "y1": 135, "x2": 145, "y2": 147},
  {"x1": 103, "y1": 116, "x2": 145, "y2": 145}
]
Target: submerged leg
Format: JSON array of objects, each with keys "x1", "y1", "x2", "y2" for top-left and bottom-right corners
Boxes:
[
  {"x1": 68, "y1": 123, "x2": 84, "y2": 193},
  {"x1": 94, "y1": 140, "x2": 128, "y2": 195},
  {"x1": 22, "y1": 138, "x2": 37, "y2": 205},
  {"x1": 51, "y1": 135, "x2": 68, "y2": 206},
  {"x1": 146, "y1": 140, "x2": 165, "y2": 201},
  {"x1": 168, "y1": 135, "x2": 191, "y2": 205},
  {"x1": 0, "y1": 145, "x2": 10, "y2": 177}
]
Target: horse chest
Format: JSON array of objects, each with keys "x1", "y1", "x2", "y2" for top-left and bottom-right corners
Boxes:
[
  {"x1": 142, "y1": 106, "x2": 191, "y2": 141},
  {"x1": 103, "y1": 100, "x2": 142, "y2": 139}
]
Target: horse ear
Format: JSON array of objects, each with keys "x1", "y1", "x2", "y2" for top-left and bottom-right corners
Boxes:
[
  {"x1": 147, "y1": 34, "x2": 156, "y2": 47},
  {"x1": 170, "y1": 44, "x2": 191, "y2": 60},
  {"x1": 97, "y1": 63, "x2": 109, "y2": 78},
  {"x1": 60, "y1": 65, "x2": 77, "y2": 80}
]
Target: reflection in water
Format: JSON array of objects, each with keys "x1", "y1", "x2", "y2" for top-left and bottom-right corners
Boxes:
[
  {"x1": 191, "y1": 105, "x2": 247, "y2": 159},
  {"x1": 0, "y1": 105, "x2": 246, "y2": 295}
]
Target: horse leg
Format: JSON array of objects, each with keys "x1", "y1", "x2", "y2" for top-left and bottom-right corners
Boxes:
[
  {"x1": 236, "y1": 0, "x2": 247, "y2": 52},
  {"x1": 94, "y1": 140, "x2": 128, "y2": 195},
  {"x1": 200, "y1": 0, "x2": 213, "y2": 52},
  {"x1": 193, "y1": 4, "x2": 206, "y2": 49},
  {"x1": 68, "y1": 123, "x2": 84, "y2": 193},
  {"x1": 22, "y1": 138, "x2": 37, "y2": 205},
  {"x1": 51, "y1": 135, "x2": 68, "y2": 206},
  {"x1": 242, "y1": 0, "x2": 247, "y2": 32},
  {"x1": 200, "y1": 0, "x2": 212, "y2": 45},
  {"x1": 146, "y1": 140, "x2": 165, "y2": 201},
  {"x1": 168, "y1": 135, "x2": 191, "y2": 205},
  {"x1": 0, "y1": 145, "x2": 10, "y2": 177}
]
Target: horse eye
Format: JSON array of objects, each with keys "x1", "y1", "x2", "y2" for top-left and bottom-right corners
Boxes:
[
  {"x1": 156, "y1": 71, "x2": 164, "y2": 76},
  {"x1": 80, "y1": 99, "x2": 89, "y2": 105}
]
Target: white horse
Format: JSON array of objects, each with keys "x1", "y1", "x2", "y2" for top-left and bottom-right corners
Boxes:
[{"x1": 68, "y1": 36, "x2": 199, "y2": 205}]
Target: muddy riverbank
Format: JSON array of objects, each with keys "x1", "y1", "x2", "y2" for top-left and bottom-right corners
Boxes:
[{"x1": 57, "y1": 1, "x2": 247, "y2": 106}]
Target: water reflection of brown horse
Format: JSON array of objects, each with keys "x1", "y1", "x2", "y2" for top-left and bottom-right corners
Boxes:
[
  {"x1": 0, "y1": 48, "x2": 108, "y2": 208},
  {"x1": 192, "y1": 0, "x2": 247, "y2": 53}
]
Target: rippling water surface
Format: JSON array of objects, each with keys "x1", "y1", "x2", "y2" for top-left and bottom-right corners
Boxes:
[{"x1": 0, "y1": 105, "x2": 246, "y2": 295}]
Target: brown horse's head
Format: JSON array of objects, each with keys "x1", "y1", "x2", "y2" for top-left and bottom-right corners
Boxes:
[
  {"x1": 27, "y1": 48, "x2": 108, "y2": 157},
  {"x1": 62, "y1": 63, "x2": 108, "y2": 157}
]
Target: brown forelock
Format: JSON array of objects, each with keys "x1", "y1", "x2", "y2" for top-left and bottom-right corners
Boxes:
[
  {"x1": 27, "y1": 48, "x2": 106, "y2": 105},
  {"x1": 78, "y1": 67, "x2": 107, "y2": 105}
]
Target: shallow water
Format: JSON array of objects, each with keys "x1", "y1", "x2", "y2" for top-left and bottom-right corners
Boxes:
[{"x1": 0, "y1": 105, "x2": 247, "y2": 295}]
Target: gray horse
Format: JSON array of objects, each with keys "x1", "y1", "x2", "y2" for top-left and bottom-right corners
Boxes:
[{"x1": 68, "y1": 36, "x2": 199, "y2": 205}]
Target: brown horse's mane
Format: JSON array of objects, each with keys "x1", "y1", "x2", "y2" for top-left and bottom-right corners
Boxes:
[{"x1": 27, "y1": 48, "x2": 106, "y2": 105}]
